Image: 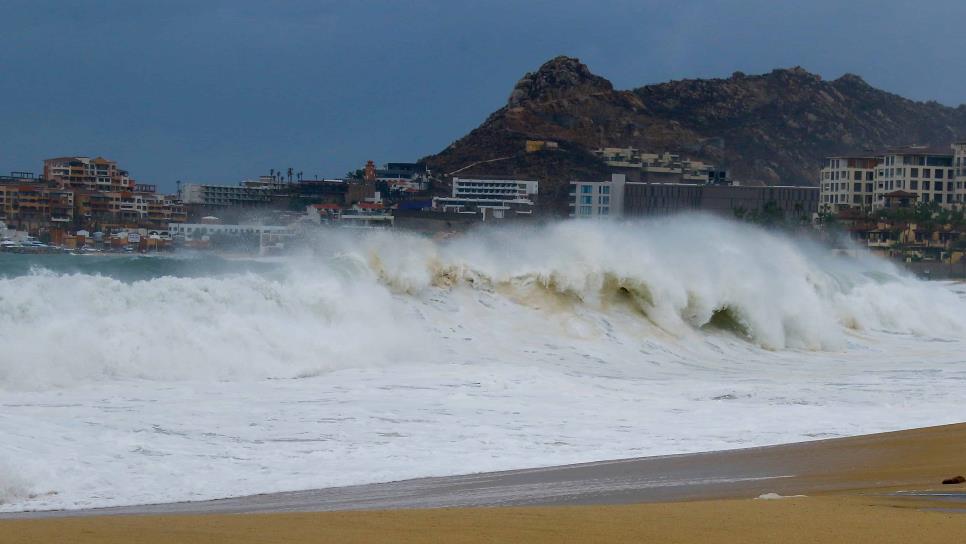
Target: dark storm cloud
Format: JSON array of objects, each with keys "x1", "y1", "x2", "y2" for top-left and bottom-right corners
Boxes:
[{"x1": 1, "y1": 0, "x2": 963, "y2": 189}]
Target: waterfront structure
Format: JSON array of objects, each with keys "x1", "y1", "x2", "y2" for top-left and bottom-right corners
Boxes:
[
  {"x1": 0, "y1": 175, "x2": 75, "y2": 232},
  {"x1": 43, "y1": 156, "x2": 135, "y2": 192},
  {"x1": 168, "y1": 222, "x2": 293, "y2": 240},
  {"x1": 73, "y1": 186, "x2": 185, "y2": 230},
  {"x1": 4, "y1": 158, "x2": 186, "y2": 235},
  {"x1": 570, "y1": 176, "x2": 818, "y2": 218},
  {"x1": 819, "y1": 155, "x2": 878, "y2": 212},
  {"x1": 432, "y1": 177, "x2": 538, "y2": 219},
  {"x1": 339, "y1": 203, "x2": 395, "y2": 229}
]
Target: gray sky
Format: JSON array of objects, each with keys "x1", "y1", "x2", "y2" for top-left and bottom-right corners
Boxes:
[{"x1": 2, "y1": 0, "x2": 964, "y2": 191}]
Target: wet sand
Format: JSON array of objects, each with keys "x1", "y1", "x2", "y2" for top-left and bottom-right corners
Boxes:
[{"x1": 3, "y1": 423, "x2": 966, "y2": 542}]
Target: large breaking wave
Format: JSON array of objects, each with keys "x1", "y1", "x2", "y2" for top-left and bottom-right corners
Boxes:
[
  {"x1": 1, "y1": 215, "x2": 962, "y2": 390},
  {"x1": 3, "y1": 214, "x2": 966, "y2": 512}
]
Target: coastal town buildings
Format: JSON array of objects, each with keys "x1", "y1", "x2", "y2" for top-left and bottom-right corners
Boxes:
[
  {"x1": 0, "y1": 174, "x2": 75, "y2": 232},
  {"x1": 43, "y1": 156, "x2": 135, "y2": 192},
  {"x1": 1, "y1": 157, "x2": 186, "y2": 238}
]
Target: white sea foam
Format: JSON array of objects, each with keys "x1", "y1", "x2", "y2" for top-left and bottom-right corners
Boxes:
[
  {"x1": 1, "y1": 216, "x2": 965, "y2": 511},
  {"x1": 0, "y1": 459, "x2": 32, "y2": 505}
]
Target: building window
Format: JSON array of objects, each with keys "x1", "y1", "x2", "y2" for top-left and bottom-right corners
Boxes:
[
  {"x1": 911, "y1": 180, "x2": 918, "y2": 190},
  {"x1": 579, "y1": 205, "x2": 592, "y2": 215},
  {"x1": 598, "y1": 195, "x2": 609, "y2": 205},
  {"x1": 581, "y1": 185, "x2": 593, "y2": 194},
  {"x1": 600, "y1": 186, "x2": 610, "y2": 194},
  {"x1": 910, "y1": 168, "x2": 918, "y2": 177},
  {"x1": 581, "y1": 195, "x2": 592, "y2": 204}
]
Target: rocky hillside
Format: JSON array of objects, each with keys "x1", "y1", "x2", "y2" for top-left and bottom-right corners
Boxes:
[{"x1": 423, "y1": 56, "x2": 966, "y2": 212}]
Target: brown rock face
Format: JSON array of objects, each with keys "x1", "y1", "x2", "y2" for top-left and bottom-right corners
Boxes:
[
  {"x1": 423, "y1": 56, "x2": 966, "y2": 212},
  {"x1": 507, "y1": 56, "x2": 614, "y2": 108}
]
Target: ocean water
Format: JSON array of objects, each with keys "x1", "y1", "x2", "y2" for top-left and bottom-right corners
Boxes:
[{"x1": 1, "y1": 216, "x2": 965, "y2": 511}]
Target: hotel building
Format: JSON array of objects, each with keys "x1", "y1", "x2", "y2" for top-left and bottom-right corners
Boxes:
[
  {"x1": 43, "y1": 156, "x2": 135, "y2": 192},
  {"x1": 819, "y1": 155, "x2": 878, "y2": 212},
  {"x1": 432, "y1": 177, "x2": 538, "y2": 219},
  {"x1": 875, "y1": 147, "x2": 957, "y2": 208},
  {"x1": 820, "y1": 145, "x2": 964, "y2": 211}
]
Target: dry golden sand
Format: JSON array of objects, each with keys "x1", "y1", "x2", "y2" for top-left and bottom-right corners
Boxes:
[{"x1": 4, "y1": 423, "x2": 966, "y2": 543}]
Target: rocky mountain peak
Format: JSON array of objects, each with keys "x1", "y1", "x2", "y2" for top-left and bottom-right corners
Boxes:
[
  {"x1": 768, "y1": 66, "x2": 822, "y2": 82},
  {"x1": 835, "y1": 73, "x2": 870, "y2": 87},
  {"x1": 426, "y1": 57, "x2": 966, "y2": 214},
  {"x1": 507, "y1": 56, "x2": 613, "y2": 107}
]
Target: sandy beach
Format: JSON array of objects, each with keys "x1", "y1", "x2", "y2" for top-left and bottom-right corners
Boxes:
[{"x1": 2, "y1": 422, "x2": 965, "y2": 542}]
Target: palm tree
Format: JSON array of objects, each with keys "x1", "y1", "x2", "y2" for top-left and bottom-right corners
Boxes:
[{"x1": 287, "y1": 168, "x2": 294, "y2": 183}]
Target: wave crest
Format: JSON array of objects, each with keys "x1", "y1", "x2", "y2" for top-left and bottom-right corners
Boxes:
[{"x1": 1, "y1": 216, "x2": 963, "y2": 389}]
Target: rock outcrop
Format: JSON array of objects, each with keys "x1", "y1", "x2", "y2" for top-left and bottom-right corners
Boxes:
[{"x1": 423, "y1": 56, "x2": 966, "y2": 213}]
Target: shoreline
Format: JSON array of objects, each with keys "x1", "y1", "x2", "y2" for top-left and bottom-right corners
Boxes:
[{"x1": 2, "y1": 423, "x2": 965, "y2": 541}]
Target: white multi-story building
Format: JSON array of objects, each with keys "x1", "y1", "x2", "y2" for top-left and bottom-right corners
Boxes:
[
  {"x1": 819, "y1": 155, "x2": 878, "y2": 212},
  {"x1": 875, "y1": 147, "x2": 957, "y2": 208},
  {"x1": 821, "y1": 146, "x2": 966, "y2": 211},
  {"x1": 432, "y1": 177, "x2": 538, "y2": 219},
  {"x1": 450, "y1": 177, "x2": 538, "y2": 200},
  {"x1": 570, "y1": 174, "x2": 625, "y2": 218},
  {"x1": 180, "y1": 182, "x2": 278, "y2": 207}
]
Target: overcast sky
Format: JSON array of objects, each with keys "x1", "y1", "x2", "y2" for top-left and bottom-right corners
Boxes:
[{"x1": 2, "y1": 0, "x2": 964, "y2": 191}]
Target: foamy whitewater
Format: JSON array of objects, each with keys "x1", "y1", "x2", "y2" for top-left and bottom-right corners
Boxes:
[{"x1": 1, "y1": 216, "x2": 965, "y2": 511}]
